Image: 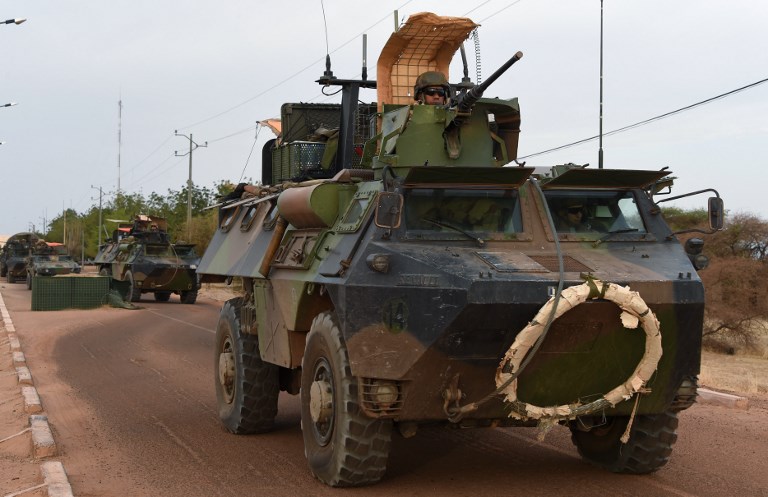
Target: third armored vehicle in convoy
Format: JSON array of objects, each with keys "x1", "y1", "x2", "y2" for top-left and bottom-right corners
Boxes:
[
  {"x1": 197, "y1": 13, "x2": 723, "y2": 487},
  {"x1": 94, "y1": 215, "x2": 200, "y2": 303},
  {"x1": 1, "y1": 232, "x2": 38, "y2": 284},
  {"x1": 25, "y1": 241, "x2": 81, "y2": 290}
]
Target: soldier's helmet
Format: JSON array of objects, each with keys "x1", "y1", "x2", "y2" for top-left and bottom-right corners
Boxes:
[{"x1": 413, "y1": 71, "x2": 449, "y2": 100}]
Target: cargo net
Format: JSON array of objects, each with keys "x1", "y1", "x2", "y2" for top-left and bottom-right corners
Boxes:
[{"x1": 271, "y1": 102, "x2": 377, "y2": 184}]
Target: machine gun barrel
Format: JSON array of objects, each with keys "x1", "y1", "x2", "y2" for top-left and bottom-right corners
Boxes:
[{"x1": 457, "y1": 51, "x2": 523, "y2": 113}]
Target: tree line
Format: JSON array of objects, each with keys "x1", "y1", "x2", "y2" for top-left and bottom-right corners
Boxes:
[{"x1": 40, "y1": 181, "x2": 235, "y2": 260}]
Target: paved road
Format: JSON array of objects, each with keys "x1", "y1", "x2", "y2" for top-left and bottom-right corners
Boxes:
[{"x1": 2, "y1": 282, "x2": 767, "y2": 497}]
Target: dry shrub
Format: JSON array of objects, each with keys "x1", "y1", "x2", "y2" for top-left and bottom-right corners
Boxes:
[{"x1": 701, "y1": 257, "x2": 768, "y2": 353}]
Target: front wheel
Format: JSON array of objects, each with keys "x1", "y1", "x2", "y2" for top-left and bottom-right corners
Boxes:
[
  {"x1": 301, "y1": 312, "x2": 393, "y2": 487},
  {"x1": 125, "y1": 270, "x2": 141, "y2": 302},
  {"x1": 215, "y1": 297, "x2": 279, "y2": 433},
  {"x1": 569, "y1": 410, "x2": 679, "y2": 474}
]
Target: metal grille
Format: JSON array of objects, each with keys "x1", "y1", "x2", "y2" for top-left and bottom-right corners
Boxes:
[
  {"x1": 527, "y1": 255, "x2": 593, "y2": 273},
  {"x1": 359, "y1": 378, "x2": 404, "y2": 418}
]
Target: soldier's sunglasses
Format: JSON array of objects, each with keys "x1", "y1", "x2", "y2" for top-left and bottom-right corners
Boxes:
[{"x1": 423, "y1": 88, "x2": 446, "y2": 97}]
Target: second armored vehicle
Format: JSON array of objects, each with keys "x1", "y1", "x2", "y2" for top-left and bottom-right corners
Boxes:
[
  {"x1": 1, "y1": 232, "x2": 38, "y2": 284},
  {"x1": 25, "y1": 241, "x2": 81, "y2": 290},
  {"x1": 94, "y1": 215, "x2": 200, "y2": 303}
]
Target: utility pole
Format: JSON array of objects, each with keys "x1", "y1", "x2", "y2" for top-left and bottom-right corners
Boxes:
[
  {"x1": 117, "y1": 98, "x2": 122, "y2": 193},
  {"x1": 174, "y1": 130, "x2": 207, "y2": 241},
  {"x1": 91, "y1": 185, "x2": 104, "y2": 247}
]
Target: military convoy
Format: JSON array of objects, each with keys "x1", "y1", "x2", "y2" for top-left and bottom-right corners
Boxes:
[
  {"x1": 94, "y1": 215, "x2": 200, "y2": 303},
  {"x1": 198, "y1": 12, "x2": 723, "y2": 487},
  {"x1": 1, "y1": 233, "x2": 81, "y2": 287}
]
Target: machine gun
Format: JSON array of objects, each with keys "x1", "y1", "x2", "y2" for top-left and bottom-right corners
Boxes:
[
  {"x1": 453, "y1": 50, "x2": 523, "y2": 120},
  {"x1": 443, "y1": 51, "x2": 523, "y2": 159}
]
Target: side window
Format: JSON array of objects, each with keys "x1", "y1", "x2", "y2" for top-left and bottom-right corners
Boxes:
[{"x1": 614, "y1": 197, "x2": 645, "y2": 232}]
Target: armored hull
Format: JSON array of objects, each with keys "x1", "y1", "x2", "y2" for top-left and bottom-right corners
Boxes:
[{"x1": 197, "y1": 11, "x2": 720, "y2": 487}]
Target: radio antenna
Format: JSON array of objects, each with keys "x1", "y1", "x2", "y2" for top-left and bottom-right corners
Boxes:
[
  {"x1": 319, "y1": 0, "x2": 335, "y2": 81},
  {"x1": 598, "y1": 0, "x2": 604, "y2": 169}
]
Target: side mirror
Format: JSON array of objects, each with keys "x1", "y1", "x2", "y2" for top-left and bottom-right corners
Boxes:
[
  {"x1": 708, "y1": 197, "x2": 724, "y2": 231},
  {"x1": 374, "y1": 192, "x2": 403, "y2": 229}
]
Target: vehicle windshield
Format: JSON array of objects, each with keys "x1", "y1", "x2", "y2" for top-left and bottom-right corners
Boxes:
[
  {"x1": 404, "y1": 188, "x2": 522, "y2": 237},
  {"x1": 145, "y1": 245, "x2": 175, "y2": 257},
  {"x1": 544, "y1": 190, "x2": 646, "y2": 234}
]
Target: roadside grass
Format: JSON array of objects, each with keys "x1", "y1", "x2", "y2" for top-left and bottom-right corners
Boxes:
[{"x1": 700, "y1": 324, "x2": 768, "y2": 395}]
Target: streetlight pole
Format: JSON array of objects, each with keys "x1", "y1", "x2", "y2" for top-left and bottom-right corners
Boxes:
[{"x1": 174, "y1": 130, "x2": 207, "y2": 241}]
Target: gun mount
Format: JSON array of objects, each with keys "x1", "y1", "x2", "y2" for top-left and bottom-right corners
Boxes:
[{"x1": 454, "y1": 50, "x2": 524, "y2": 117}]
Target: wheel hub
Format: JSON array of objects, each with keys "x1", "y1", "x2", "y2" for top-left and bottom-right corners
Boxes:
[
  {"x1": 309, "y1": 379, "x2": 333, "y2": 424},
  {"x1": 218, "y1": 351, "x2": 235, "y2": 403}
]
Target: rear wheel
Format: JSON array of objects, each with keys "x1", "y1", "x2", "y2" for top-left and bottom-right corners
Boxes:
[
  {"x1": 301, "y1": 312, "x2": 393, "y2": 487},
  {"x1": 125, "y1": 270, "x2": 141, "y2": 302},
  {"x1": 569, "y1": 410, "x2": 679, "y2": 474},
  {"x1": 215, "y1": 297, "x2": 279, "y2": 433},
  {"x1": 180, "y1": 289, "x2": 198, "y2": 304},
  {"x1": 154, "y1": 291, "x2": 171, "y2": 302}
]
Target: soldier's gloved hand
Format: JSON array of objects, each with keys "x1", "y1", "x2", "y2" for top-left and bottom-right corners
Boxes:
[{"x1": 220, "y1": 182, "x2": 247, "y2": 201}]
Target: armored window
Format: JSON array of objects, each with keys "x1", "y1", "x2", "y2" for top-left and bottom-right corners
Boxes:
[
  {"x1": 219, "y1": 206, "x2": 241, "y2": 233},
  {"x1": 544, "y1": 190, "x2": 646, "y2": 235},
  {"x1": 240, "y1": 204, "x2": 260, "y2": 232},
  {"x1": 262, "y1": 203, "x2": 279, "y2": 231},
  {"x1": 404, "y1": 188, "x2": 522, "y2": 237}
]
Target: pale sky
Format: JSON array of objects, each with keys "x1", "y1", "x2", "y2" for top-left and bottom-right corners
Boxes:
[{"x1": 2, "y1": 0, "x2": 767, "y2": 235}]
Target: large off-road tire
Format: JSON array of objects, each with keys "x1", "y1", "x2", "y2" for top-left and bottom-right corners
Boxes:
[
  {"x1": 569, "y1": 410, "x2": 679, "y2": 474},
  {"x1": 125, "y1": 270, "x2": 142, "y2": 302},
  {"x1": 215, "y1": 297, "x2": 279, "y2": 433},
  {"x1": 301, "y1": 311, "x2": 393, "y2": 487},
  {"x1": 180, "y1": 289, "x2": 198, "y2": 304},
  {"x1": 99, "y1": 267, "x2": 111, "y2": 277},
  {"x1": 154, "y1": 291, "x2": 171, "y2": 302}
]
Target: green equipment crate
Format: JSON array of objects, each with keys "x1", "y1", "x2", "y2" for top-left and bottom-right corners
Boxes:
[{"x1": 31, "y1": 275, "x2": 112, "y2": 311}]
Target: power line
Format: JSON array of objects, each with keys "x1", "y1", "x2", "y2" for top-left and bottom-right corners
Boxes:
[
  {"x1": 519, "y1": 76, "x2": 768, "y2": 160},
  {"x1": 176, "y1": 1, "x2": 415, "y2": 131}
]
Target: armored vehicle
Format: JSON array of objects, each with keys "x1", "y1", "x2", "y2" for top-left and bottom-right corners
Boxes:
[
  {"x1": 25, "y1": 241, "x2": 81, "y2": 290},
  {"x1": 94, "y1": 215, "x2": 200, "y2": 303},
  {"x1": 198, "y1": 12, "x2": 723, "y2": 487},
  {"x1": 1, "y1": 232, "x2": 39, "y2": 284}
]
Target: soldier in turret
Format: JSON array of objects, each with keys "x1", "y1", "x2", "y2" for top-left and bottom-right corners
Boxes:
[{"x1": 414, "y1": 71, "x2": 449, "y2": 105}]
